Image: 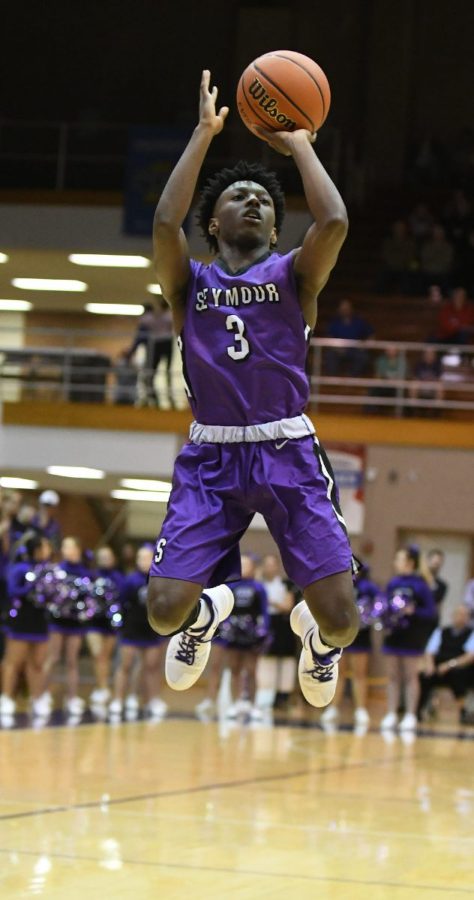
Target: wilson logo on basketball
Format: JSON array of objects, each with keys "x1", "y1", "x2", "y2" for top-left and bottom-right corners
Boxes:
[{"x1": 248, "y1": 78, "x2": 297, "y2": 130}]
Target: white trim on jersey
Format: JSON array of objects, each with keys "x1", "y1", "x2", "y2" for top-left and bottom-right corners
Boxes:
[{"x1": 189, "y1": 414, "x2": 315, "y2": 445}]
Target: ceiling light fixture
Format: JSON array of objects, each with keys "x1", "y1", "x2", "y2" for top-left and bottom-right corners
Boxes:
[
  {"x1": 111, "y1": 489, "x2": 171, "y2": 502},
  {"x1": 146, "y1": 284, "x2": 163, "y2": 295},
  {"x1": 12, "y1": 278, "x2": 88, "y2": 292},
  {"x1": 0, "y1": 299, "x2": 33, "y2": 311},
  {"x1": 69, "y1": 254, "x2": 151, "y2": 268},
  {"x1": 0, "y1": 476, "x2": 39, "y2": 489},
  {"x1": 47, "y1": 466, "x2": 105, "y2": 479},
  {"x1": 85, "y1": 303, "x2": 144, "y2": 316},
  {"x1": 119, "y1": 478, "x2": 172, "y2": 491},
  {"x1": 0, "y1": 253, "x2": 9, "y2": 264}
]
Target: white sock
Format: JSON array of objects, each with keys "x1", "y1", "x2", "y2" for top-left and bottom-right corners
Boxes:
[
  {"x1": 310, "y1": 627, "x2": 338, "y2": 656},
  {"x1": 191, "y1": 595, "x2": 214, "y2": 630}
]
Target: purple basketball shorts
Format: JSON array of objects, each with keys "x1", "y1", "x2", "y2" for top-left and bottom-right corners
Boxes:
[{"x1": 149, "y1": 434, "x2": 353, "y2": 590}]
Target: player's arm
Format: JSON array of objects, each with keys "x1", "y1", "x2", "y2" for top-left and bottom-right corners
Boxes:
[
  {"x1": 257, "y1": 128, "x2": 348, "y2": 329},
  {"x1": 153, "y1": 70, "x2": 229, "y2": 320}
]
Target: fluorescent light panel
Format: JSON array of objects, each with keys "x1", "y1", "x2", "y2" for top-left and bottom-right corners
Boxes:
[
  {"x1": 69, "y1": 254, "x2": 151, "y2": 268},
  {"x1": 111, "y1": 489, "x2": 170, "y2": 502},
  {"x1": 0, "y1": 476, "x2": 38, "y2": 489},
  {"x1": 146, "y1": 283, "x2": 163, "y2": 295},
  {"x1": 47, "y1": 466, "x2": 105, "y2": 479},
  {"x1": 12, "y1": 278, "x2": 88, "y2": 292},
  {"x1": 120, "y1": 478, "x2": 172, "y2": 491},
  {"x1": 85, "y1": 303, "x2": 144, "y2": 316},
  {"x1": 0, "y1": 253, "x2": 9, "y2": 264},
  {"x1": 0, "y1": 299, "x2": 33, "y2": 311}
]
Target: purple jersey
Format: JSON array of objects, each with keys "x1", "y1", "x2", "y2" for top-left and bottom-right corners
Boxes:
[{"x1": 180, "y1": 251, "x2": 310, "y2": 425}]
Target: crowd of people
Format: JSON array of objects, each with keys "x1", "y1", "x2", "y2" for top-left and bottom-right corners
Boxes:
[
  {"x1": 377, "y1": 189, "x2": 474, "y2": 299},
  {"x1": 1, "y1": 489, "x2": 473, "y2": 732}
]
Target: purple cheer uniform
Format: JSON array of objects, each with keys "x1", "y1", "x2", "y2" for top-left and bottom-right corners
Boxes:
[
  {"x1": 383, "y1": 574, "x2": 436, "y2": 656},
  {"x1": 150, "y1": 250, "x2": 354, "y2": 589},
  {"x1": 120, "y1": 571, "x2": 166, "y2": 648}
]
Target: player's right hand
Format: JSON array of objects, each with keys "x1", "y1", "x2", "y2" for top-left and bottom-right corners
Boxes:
[{"x1": 199, "y1": 70, "x2": 229, "y2": 134}]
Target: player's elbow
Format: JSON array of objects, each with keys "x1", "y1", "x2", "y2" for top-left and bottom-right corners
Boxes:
[{"x1": 323, "y1": 214, "x2": 349, "y2": 238}]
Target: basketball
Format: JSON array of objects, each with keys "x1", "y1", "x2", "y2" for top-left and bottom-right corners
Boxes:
[{"x1": 236, "y1": 50, "x2": 331, "y2": 139}]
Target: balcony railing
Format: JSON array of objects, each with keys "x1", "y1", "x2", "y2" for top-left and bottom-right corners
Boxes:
[{"x1": 0, "y1": 328, "x2": 473, "y2": 417}]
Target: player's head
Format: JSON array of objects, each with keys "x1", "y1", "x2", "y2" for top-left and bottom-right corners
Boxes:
[{"x1": 198, "y1": 161, "x2": 285, "y2": 253}]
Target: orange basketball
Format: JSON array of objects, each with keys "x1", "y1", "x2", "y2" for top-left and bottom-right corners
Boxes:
[{"x1": 236, "y1": 50, "x2": 331, "y2": 139}]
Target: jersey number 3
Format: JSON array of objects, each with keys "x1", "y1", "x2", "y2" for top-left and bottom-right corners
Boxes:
[{"x1": 226, "y1": 314, "x2": 250, "y2": 361}]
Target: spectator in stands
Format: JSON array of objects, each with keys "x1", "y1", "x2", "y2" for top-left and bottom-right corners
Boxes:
[
  {"x1": 426, "y1": 284, "x2": 444, "y2": 307},
  {"x1": 408, "y1": 203, "x2": 435, "y2": 246},
  {"x1": 125, "y1": 301, "x2": 174, "y2": 408},
  {"x1": 113, "y1": 351, "x2": 138, "y2": 405},
  {"x1": 408, "y1": 348, "x2": 443, "y2": 416},
  {"x1": 443, "y1": 189, "x2": 472, "y2": 254},
  {"x1": 418, "y1": 605, "x2": 474, "y2": 724},
  {"x1": 33, "y1": 490, "x2": 61, "y2": 550},
  {"x1": 462, "y1": 577, "x2": 474, "y2": 628},
  {"x1": 427, "y1": 548, "x2": 449, "y2": 619},
  {"x1": 366, "y1": 345, "x2": 407, "y2": 414},
  {"x1": 376, "y1": 221, "x2": 416, "y2": 294},
  {"x1": 419, "y1": 225, "x2": 454, "y2": 293},
  {"x1": 325, "y1": 299, "x2": 374, "y2": 377},
  {"x1": 459, "y1": 228, "x2": 474, "y2": 295},
  {"x1": 436, "y1": 286, "x2": 474, "y2": 344}
]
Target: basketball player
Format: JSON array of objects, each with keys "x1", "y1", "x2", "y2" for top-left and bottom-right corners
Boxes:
[{"x1": 147, "y1": 70, "x2": 359, "y2": 708}]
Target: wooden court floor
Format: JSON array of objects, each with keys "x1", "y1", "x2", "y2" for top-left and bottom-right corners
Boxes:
[{"x1": 0, "y1": 712, "x2": 473, "y2": 899}]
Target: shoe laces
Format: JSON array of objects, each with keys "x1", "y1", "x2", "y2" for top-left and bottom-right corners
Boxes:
[
  {"x1": 174, "y1": 626, "x2": 209, "y2": 666},
  {"x1": 305, "y1": 641, "x2": 340, "y2": 683}
]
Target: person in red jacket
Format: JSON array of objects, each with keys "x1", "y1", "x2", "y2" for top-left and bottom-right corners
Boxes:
[{"x1": 437, "y1": 287, "x2": 474, "y2": 344}]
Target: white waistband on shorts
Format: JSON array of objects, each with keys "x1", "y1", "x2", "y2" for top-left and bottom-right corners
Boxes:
[{"x1": 189, "y1": 414, "x2": 315, "y2": 444}]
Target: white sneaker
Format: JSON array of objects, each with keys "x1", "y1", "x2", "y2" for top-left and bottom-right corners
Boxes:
[
  {"x1": 108, "y1": 698, "x2": 123, "y2": 716},
  {"x1": 65, "y1": 696, "x2": 85, "y2": 716},
  {"x1": 89, "y1": 688, "x2": 110, "y2": 705},
  {"x1": 354, "y1": 707, "x2": 370, "y2": 727},
  {"x1": 195, "y1": 697, "x2": 216, "y2": 719},
  {"x1": 125, "y1": 694, "x2": 140, "y2": 712},
  {"x1": 399, "y1": 712, "x2": 417, "y2": 732},
  {"x1": 146, "y1": 698, "x2": 168, "y2": 718},
  {"x1": 320, "y1": 705, "x2": 339, "y2": 725},
  {"x1": 290, "y1": 600, "x2": 342, "y2": 708},
  {"x1": 250, "y1": 705, "x2": 264, "y2": 721},
  {"x1": 165, "y1": 585, "x2": 234, "y2": 691},
  {"x1": 0, "y1": 695, "x2": 16, "y2": 715},
  {"x1": 31, "y1": 694, "x2": 52, "y2": 717},
  {"x1": 380, "y1": 711, "x2": 398, "y2": 730}
]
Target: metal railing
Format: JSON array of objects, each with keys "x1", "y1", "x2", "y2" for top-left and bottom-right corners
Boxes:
[{"x1": 0, "y1": 328, "x2": 473, "y2": 416}]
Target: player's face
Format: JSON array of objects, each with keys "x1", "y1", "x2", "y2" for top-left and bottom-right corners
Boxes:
[{"x1": 210, "y1": 181, "x2": 277, "y2": 249}]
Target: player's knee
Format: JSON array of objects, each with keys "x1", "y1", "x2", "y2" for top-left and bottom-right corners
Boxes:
[
  {"x1": 146, "y1": 577, "x2": 200, "y2": 636},
  {"x1": 306, "y1": 579, "x2": 359, "y2": 647}
]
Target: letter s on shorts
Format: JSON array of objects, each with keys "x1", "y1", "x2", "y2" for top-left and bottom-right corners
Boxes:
[{"x1": 154, "y1": 538, "x2": 167, "y2": 564}]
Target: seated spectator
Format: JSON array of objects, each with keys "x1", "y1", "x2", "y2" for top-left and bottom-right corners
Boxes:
[
  {"x1": 325, "y1": 299, "x2": 374, "y2": 377},
  {"x1": 376, "y1": 221, "x2": 416, "y2": 294},
  {"x1": 419, "y1": 225, "x2": 454, "y2": 293},
  {"x1": 436, "y1": 286, "x2": 474, "y2": 345},
  {"x1": 408, "y1": 202, "x2": 434, "y2": 245},
  {"x1": 426, "y1": 284, "x2": 444, "y2": 307},
  {"x1": 418, "y1": 605, "x2": 474, "y2": 724},
  {"x1": 408, "y1": 348, "x2": 443, "y2": 416},
  {"x1": 366, "y1": 346, "x2": 407, "y2": 415},
  {"x1": 443, "y1": 189, "x2": 472, "y2": 254}
]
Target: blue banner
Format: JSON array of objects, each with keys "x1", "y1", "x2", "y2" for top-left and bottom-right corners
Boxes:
[{"x1": 123, "y1": 127, "x2": 189, "y2": 236}]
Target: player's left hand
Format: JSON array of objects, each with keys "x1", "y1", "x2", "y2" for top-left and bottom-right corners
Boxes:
[{"x1": 253, "y1": 127, "x2": 316, "y2": 156}]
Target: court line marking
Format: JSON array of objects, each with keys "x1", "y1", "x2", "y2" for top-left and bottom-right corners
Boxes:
[
  {"x1": 0, "y1": 751, "x2": 432, "y2": 823},
  {"x1": 0, "y1": 846, "x2": 471, "y2": 893}
]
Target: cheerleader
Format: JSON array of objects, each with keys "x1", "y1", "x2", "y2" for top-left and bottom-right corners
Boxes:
[
  {"x1": 321, "y1": 564, "x2": 380, "y2": 729},
  {"x1": 0, "y1": 534, "x2": 52, "y2": 717},
  {"x1": 109, "y1": 545, "x2": 167, "y2": 718},
  {"x1": 380, "y1": 545, "x2": 436, "y2": 732},
  {"x1": 44, "y1": 536, "x2": 90, "y2": 716},
  {"x1": 220, "y1": 555, "x2": 269, "y2": 720},
  {"x1": 87, "y1": 546, "x2": 124, "y2": 706}
]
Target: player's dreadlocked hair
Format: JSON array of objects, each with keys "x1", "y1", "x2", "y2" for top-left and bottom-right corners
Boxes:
[{"x1": 197, "y1": 160, "x2": 285, "y2": 252}]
